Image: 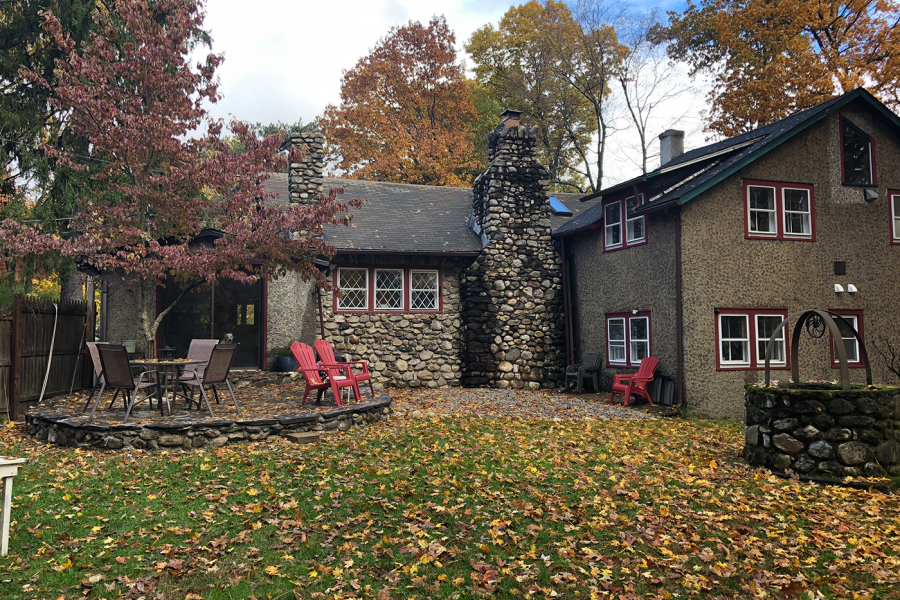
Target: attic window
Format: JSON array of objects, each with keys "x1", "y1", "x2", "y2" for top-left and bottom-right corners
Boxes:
[
  {"x1": 841, "y1": 117, "x2": 876, "y2": 186},
  {"x1": 549, "y1": 196, "x2": 573, "y2": 216}
]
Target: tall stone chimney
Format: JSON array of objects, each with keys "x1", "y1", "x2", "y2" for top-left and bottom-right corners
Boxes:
[
  {"x1": 461, "y1": 111, "x2": 564, "y2": 390},
  {"x1": 287, "y1": 131, "x2": 325, "y2": 205},
  {"x1": 659, "y1": 129, "x2": 685, "y2": 166}
]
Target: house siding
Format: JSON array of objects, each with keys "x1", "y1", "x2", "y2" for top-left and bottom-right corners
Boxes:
[
  {"x1": 319, "y1": 255, "x2": 470, "y2": 388},
  {"x1": 681, "y1": 102, "x2": 900, "y2": 418},
  {"x1": 567, "y1": 211, "x2": 679, "y2": 390}
]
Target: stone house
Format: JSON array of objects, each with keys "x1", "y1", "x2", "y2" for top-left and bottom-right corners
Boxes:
[
  {"x1": 554, "y1": 88, "x2": 900, "y2": 418},
  {"x1": 103, "y1": 112, "x2": 600, "y2": 389}
]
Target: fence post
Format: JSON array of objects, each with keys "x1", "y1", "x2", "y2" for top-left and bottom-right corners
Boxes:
[{"x1": 8, "y1": 296, "x2": 23, "y2": 421}]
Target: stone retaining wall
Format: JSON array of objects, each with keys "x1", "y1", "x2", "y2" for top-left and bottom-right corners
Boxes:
[
  {"x1": 744, "y1": 384, "x2": 900, "y2": 479},
  {"x1": 25, "y1": 397, "x2": 392, "y2": 452}
]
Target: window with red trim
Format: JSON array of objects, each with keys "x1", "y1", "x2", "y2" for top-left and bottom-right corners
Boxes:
[
  {"x1": 335, "y1": 267, "x2": 441, "y2": 313},
  {"x1": 606, "y1": 311, "x2": 650, "y2": 367},
  {"x1": 744, "y1": 180, "x2": 815, "y2": 240},
  {"x1": 603, "y1": 195, "x2": 646, "y2": 251},
  {"x1": 715, "y1": 309, "x2": 789, "y2": 370},
  {"x1": 891, "y1": 191, "x2": 900, "y2": 244},
  {"x1": 828, "y1": 310, "x2": 864, "y2": 367},
  {"x1": 841, "y1": 117, "x2": 876, "y2": 186}
]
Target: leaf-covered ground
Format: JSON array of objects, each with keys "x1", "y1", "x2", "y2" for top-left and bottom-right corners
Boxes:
[{"x1": 1, "y1": 390, "x2": 899, "y2": 599}]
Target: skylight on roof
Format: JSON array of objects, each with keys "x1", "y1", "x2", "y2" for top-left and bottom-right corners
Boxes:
[{"x1": 549, "y1": 196, "x2": 572, "y2": 216}]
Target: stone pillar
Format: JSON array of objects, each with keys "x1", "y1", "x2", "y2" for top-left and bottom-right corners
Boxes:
[
  {"x1": 287, "y1": 131, "x2": 325, "y2": 205},
  {"x1": 461, "y1": 112, "x2": 565, "y2": 389}
]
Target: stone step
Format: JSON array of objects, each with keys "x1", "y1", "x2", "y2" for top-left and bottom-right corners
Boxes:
[{"x1": 284, "y1": 432, "x2": 321, "y2": 445}]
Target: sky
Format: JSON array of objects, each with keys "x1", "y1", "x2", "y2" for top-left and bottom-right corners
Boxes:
[{"x1": 200, "y1": 0, "x2": 703, "y2": 187}]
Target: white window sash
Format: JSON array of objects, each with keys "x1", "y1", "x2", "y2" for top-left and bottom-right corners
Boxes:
[
  {"x1": 374, "y1": 268, "x2": 404, "y2": 311},
  {"x1": 628, "y1": 316, "x2": 650, "y2": 365},
  {"x1": 892, "y1": 195, "x2": 900, "y2": 241},
  {"x1": 409, "y1": 269, "x2": 439, "y2": 311},
  {"x1": 755, "y1": 314, "x2": 786, "y2": 366},
  {"x1": 782, "y1": 188, "x2": 812, "y2": 238},
  {"x1": 605, "y1": 201, "x2": 622, "y2": 249},
  {"x1": 336, "y1": 268, "x2": 369, "y2": 311},
  {"x1": 747, "y1": 185, "x2": 777, "y2": 236},
  {"x1": 719, "y1": 314, "x2": 750, "y2": 366},
  {"x1": 833, "y1": 315, "x2": 860, "y2": 363},
  {"x1": 625, "y1": 195, "x2": 645, "y2": 243},
  {"x1": 607, "y1": 317, "x2": 626, "y2": 364}
]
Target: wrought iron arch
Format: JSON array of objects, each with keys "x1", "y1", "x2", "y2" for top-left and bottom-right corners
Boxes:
[{"x1": 763, "y1": 309, "x2": 871, "y2": 391}]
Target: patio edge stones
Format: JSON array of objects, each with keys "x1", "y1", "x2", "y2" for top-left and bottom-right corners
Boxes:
[{"x1": 23, "y1": 393, "x2": 393, "y2": 452}]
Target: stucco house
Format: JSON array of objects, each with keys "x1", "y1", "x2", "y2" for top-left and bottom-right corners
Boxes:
[
  {"x1": 554, "y1": 88, "x2": 900, "y2": 418},
  {"x1": 104, "y1": 111, "x2": 600, "y2": 389}
]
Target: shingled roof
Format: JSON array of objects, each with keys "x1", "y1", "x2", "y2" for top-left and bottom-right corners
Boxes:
[
  {"x1": 263, "y1": 173, "x2": 597, "y2": 254},
  {"x1": 553, "y1": 89, "x2": 900, "y2": 238}
]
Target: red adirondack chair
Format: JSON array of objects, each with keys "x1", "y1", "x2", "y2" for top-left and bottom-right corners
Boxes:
[
  {"x1": 609, "y1": 357, "x2": 659, "y2": 406},
  {"x1": 291, "y1": 342, "x2": 359, "y2": 407},
  {"x1": 315, "y1": 339, "x2": 375, "y2": 400}
]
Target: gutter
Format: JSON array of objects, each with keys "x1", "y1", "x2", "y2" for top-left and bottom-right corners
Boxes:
[
  {"x1": 334, "y1": 249, "x2": 481, "y2": 257},
  {"x1": 664, "y1": 207, "x2": 684, "y2": 408}
]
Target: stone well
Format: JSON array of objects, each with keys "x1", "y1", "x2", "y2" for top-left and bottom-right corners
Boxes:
[{"x1": 744, "y1": 384, "x2": 900, "y2": 479}]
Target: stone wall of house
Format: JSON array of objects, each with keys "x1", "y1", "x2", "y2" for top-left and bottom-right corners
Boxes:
[
  {"x1": 318, "y1": 256, "x2": 468, "y2": 388},
  {"x1": 287, "y1": 131, "x2": 325, "y2": 204},
  {"x1": 744, "y1": 384, "x2": 900, "y2": 479},
  {"x1": 461, "y1": 119, "x2": 564, "y2": 389}
]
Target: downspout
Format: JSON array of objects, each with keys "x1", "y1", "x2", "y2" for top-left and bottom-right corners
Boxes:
[
  {"x1": 665, "y1": 207, "x2": 684, "y2": 408},
  {"x1": 560, "y1": 237, "x2": 575, "y2": 367}
]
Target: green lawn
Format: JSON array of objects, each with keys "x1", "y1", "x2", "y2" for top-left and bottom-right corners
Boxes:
[{"x1": 0, "y1": 416, "x2": 897, "y2": 599}]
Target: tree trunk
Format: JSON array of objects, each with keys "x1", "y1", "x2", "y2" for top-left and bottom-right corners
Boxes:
[
  {"x1": 140, "y1": 279, "x2": 198, "y2": 358},
  {"x1": 59, "y1": 268, "x2": 83, "y2": 303}
]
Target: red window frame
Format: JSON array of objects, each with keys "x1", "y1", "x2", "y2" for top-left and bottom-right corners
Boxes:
[
  {"x1": 744, "y1": 180, "x2": 816, "y2": 241},
  {"x1": 839, "y1": 115, "x2": 877, "y2": 187},
  {"x1": 605, "y1": 311, "x2": 651, "y2": 368},
  {"x1": 828, "y1": 309, "x2": 865, "y2": 368},
  {"x1": 714, "y1": 308, "x2": 790, "y2": 371},
  {"x1": 333, "y1": 266, "x2": 443, "y2": 314},
  {"x1": 890, "y1": 190, "x2": 900, "y2": 245},
  {"x1": 602, "y1": 194, "x2": 648, "y2": 252}
]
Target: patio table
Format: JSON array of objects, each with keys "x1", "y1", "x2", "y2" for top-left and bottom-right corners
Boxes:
[
  {"x1": 132, "y1": 359, "x2": 203, "y2": 416},
  {"x1": 0, "y1": 456, "x2": 25, "y2": 556}
]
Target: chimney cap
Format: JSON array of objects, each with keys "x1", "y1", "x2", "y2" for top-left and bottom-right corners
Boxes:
[{"x1": 500, "y1": 109, "x2": 523, "y2": 126}]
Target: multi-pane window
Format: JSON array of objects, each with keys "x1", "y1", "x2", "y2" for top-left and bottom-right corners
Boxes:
[
  {"x1": 755, "y1": 315, "x2": 785, "y2": 365},
  {"x1": 830, "y1": 312, "x2": 863, "y2": 365},
  {"x1": 374, "y1": 269, "x2": 404, "y2": 310},
  {"x1": 744, "y1": 181, "x2": 814, "y2": 240},
  {"x1": 410, "y1": 270, "x2": 439, "y2": 311},
  {"x1": 335, "y1": 267, "x2": 441, "y2": 313},
  {"x1": 607, "y1": 312, "x2": 651, "y2": 367},
  {"x1": 337, "y1": 268, "x2": 368, "y2": 311},
  {"x1": 605, "y1": 201, "x2": 622, "y2": 249},
  {"x1": 842, "y1": 118, "x2": 875, "y2": 186},
  {"x1": 625, "y1": 195, "x2": 645, "y2": 243},
  {"x1": 892, "y1": 193, "x2": 900, "y2": 243},
  {"x1": 716, "y1": 309, "x2": 789, "y2": 370}
]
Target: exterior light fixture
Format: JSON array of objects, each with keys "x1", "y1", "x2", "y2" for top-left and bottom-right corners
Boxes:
[
  {"x1": 847, "y1": 284, "x2": 858, "y2": 293},
  {"x1": 834, "y1": 284, "x2": 845, "y2": 293}
]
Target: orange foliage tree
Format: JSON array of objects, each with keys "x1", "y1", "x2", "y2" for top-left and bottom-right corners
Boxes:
[
  {"x1": 661, "y1": 0, "x2": 900, "y2": 136},
  {"x1": 318, "y1": 16, "x2": 479, "y2": 187}
]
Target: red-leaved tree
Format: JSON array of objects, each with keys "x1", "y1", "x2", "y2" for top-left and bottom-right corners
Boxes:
[{"x1": 0, "y1": 0, "x2": 358, "y2": 353}]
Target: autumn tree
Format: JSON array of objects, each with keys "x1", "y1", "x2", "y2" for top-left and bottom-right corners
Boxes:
[
  {"x1": 467, "y1": 1, "x2": 599, "y2": 192},
  {"x1": 661, "y1": 0, "x2": 900, "y2": 136},
  {"x1": 0, "y1": 0, "x2": 358, "y2": 354},
  {"x1": 318, "y1": 16, "x2": 478, "y2": 187}
]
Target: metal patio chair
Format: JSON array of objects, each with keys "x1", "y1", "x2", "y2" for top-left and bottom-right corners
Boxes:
[
  {"x1": 179, "y1": 343, "x2": 241, "y2": 417},
  {"x1": 88, "y1": 344, "x2": 158, "y2": 423},
  {"x1": 177, "y1": 338, "x2": 218, "y2": 404}
]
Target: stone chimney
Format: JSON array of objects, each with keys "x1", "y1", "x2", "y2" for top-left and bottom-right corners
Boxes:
[
  {"x1": 287, "y1": 131, "x2": 325, "y2": 205},
  {"x1": 461, "y1": 111, "x2": 564, "y2": 390},
  {"x1": 659, "y1": 129, "x2": 685, "y2": 166}
]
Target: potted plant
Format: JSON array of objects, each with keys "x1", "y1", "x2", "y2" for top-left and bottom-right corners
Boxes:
[{"x1": 270, "y1": 345, "x2": 297, "y2": 372}]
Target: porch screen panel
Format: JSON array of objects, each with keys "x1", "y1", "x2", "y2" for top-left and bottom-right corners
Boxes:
[
  {"x1": 215, "y1": 278, "x2": 263, "y2": 369},
  {"x1": 159, "y1": 283, "x2": 213, "y2": 359}
]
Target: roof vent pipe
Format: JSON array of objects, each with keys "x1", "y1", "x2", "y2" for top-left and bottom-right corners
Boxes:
[{"x1": 659, "y1": 129, "x2": 685, "y2": 166}]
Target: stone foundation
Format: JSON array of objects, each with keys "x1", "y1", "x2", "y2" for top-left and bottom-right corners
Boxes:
[
  {"x1": 744, "y1": 384, "x2": 900, "y2": 479},
  {"x1": 25, "y1": 395, "x2": 392, "y2": 452}
]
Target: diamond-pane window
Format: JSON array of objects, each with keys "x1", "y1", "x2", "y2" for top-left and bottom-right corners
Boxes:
[
  {"x1": 337, "y1": 268, "x2": 368, "y2": 310},
  {"x1": 410, "y1": 270, "x2": 438, "y2": 310},
  {"x1": 375, "y1": 269, "x2": 404, "y2": 310}
]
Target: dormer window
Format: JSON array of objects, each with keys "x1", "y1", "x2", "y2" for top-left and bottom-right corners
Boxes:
[
  {"x1": 841, "y1": 117, "x2": 876, "y2": 186},
  {"x1": 603, "y1": 194, "x2": 646, "y2": 251}
]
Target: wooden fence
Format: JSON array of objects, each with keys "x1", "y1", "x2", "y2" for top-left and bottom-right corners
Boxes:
[{"x1": 0, "y1": 296, "x2": 90, "y2": 420}]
